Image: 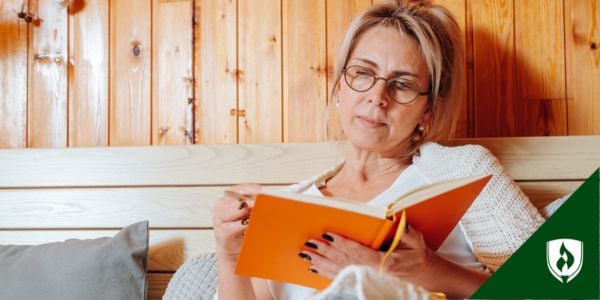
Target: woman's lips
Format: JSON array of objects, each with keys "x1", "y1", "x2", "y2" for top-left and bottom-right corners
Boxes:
[{"x1": 357, "y1": 116, "x2": 386, "y2": 128}]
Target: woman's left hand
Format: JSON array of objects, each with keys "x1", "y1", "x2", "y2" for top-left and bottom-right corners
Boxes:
[{"x1": 301, "y1": 225, "x2": 435, "y2": 282}]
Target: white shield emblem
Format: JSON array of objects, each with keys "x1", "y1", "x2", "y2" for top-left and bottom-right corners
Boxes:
[{"x1": 546, "y1": 238, "x2": 583, "y2": 283}]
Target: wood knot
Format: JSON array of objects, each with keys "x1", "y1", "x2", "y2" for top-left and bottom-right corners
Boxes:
[{"x1": 591, "y1": 42, "x2": 598, "y2": 50}]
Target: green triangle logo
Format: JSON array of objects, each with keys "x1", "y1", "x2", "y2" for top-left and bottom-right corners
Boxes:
[{"x1": 472, "y1": 169, "x2": 599, "y2": 299}]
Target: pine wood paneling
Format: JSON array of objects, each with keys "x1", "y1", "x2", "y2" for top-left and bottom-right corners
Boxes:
[
  {"x1": 153, "y1": 0, "x2": 193, "y2": 145},
  {"x1": 515, "y1": 0, "x2": 567, "y2": 136},
  {"x1": 109, "y1": 0, "x2": 152, "y2": 146},
  {"x1": 470, "y1": 0, "x2": 521, "y2": 137},
  {"x1": 326, "y1": 0, "x2": 372, "y2": 140},
  {"x1": 238, "y1": 0, "x2": 282, "y2": 143},
  {"x1": 0, "y1": 0, "x2": 28, "y2": 148},
  {"x1": 283, "y1": 0, "x2": 327, "y2": 142},
  {"x1": 565, "y1": 0, "x2": 600, "y2": 135},
  {"x1": 27, "y1": 0, "x2": 68, "y2": 147},
  {"x1": 68, "y1": 0, "x2": 109, "y2": 147},
  {"x1": 434, "y1": 0, "x2": 468, "y2": 137},
  {"x1": 195, "y1": 0, "x2": 237, "y2": 144}
]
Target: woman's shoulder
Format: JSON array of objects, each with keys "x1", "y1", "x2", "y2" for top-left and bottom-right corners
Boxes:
[{"x1": 413, "y1": 141, "x2": 500, "y2": 180}]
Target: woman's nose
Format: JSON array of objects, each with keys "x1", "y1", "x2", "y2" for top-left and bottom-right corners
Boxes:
[{"x1": 367, "y1": 79, "x2": 390, "y2": 107}]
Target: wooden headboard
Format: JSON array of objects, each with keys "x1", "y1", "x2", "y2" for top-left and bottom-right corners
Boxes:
[{"x1": 1, "y1": 136, "x2": 599, "y2": 299}]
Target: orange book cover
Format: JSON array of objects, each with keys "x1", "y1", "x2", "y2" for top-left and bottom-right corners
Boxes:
[{"x1": 235, "y1": 174, "x2": 492, "y2": 290}]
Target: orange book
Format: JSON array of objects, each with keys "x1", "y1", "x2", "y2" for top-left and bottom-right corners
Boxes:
[{"x1": 235, "y1": 174, "x2": 492, "y2": 290}]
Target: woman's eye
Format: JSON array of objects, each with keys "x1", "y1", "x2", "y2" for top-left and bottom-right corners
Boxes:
[
  {"x1": 355, "y1": 70, "x2": 372, "y2": 77},
  {"x1": 392, "y1": 80, "x2": 410, "y2": 90}
]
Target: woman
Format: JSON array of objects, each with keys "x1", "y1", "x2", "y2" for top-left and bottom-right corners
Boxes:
[{"x1": 213, "y1": 0, "x2": 545, "y2": 299}]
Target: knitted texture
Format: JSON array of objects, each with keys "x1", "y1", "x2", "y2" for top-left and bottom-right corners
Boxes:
[
  {"x1": 412, "y1": 143, "x2": 545, "y2": 271},
  {"x1": 162, "y1": 253, "x2": 217, "y2": 300}
]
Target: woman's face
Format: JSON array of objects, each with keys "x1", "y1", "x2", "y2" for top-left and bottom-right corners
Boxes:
[{"x1": 337, "y1": 26, "x2": 430, "y2": 156}]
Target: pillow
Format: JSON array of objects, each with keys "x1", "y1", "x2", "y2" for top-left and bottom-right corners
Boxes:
[{"x1": 0, "y1": 221, "x2": 149, "y2": 300}]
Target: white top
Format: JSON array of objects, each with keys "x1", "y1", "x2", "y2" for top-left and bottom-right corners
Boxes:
[{"x1": 268, "y1": 164, "x2": 484, "y2": 300}]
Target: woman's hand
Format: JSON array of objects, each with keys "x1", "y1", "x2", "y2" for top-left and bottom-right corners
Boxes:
[
  {"x1": 300, "y1": 225, "x2": 433, "y2": 282},
  {"x1": 213, "y1": 183, "x2": 261, "y2": 259}
]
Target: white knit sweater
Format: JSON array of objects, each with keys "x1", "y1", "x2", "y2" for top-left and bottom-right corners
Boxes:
[{"x1": 283, "y1": 142, "x2": 545, "y2": 271}]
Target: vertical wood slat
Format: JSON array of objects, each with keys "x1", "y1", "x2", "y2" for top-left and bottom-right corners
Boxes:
[
  {"x1": 27, "y1": 0, "x2": 68, "y2": 147},
  {"x1": 109, "y1": 0, "x2": 152, "y2": 146},
  {"x1": 515, "y1": 0, "x2": 567, "y2": 136},
  {"x1": 470, "y1": 0, "x2": 521, "y2": 137},
  {"x1": 565, "y1": 0, "x2": 600, "y2": 135},
  {"x1": 238, "y1": 0, "x2": 283, "y2": 143},
  {"x1": 325, "y1": 0, "x2": 372, "y2": 141},
  {"x1": 195, "y1": 0, "x2": 237, "y2": 144},
  {"x1": 68, "y1": 0, "x2": 109, "y2": 147},
  {"x1": 434, "y1": 0, "x2": 468, "y2": 138},
  {"x1": 0, "y1": 0, "x2": 28, "y2": 148},
  {"x1": 282, "y1": 0, "x2": 327, "y2": 142},
  {"x1": 152, "y1": 0, "x2": 193, "y2": 145}
]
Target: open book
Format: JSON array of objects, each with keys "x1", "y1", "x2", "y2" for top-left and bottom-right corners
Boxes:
[{"x1": 235, "y1": 174, "x2": 492, "y2": 290}]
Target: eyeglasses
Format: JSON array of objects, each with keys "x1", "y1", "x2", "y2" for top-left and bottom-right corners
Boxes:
[{"x1": 342, "y1": 66, "x2": 429, "y2": 104}]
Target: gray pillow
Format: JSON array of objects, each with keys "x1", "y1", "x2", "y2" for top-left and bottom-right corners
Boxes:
[{"x1": 0, "y1": 221, "x2": 148, "y2": 300}]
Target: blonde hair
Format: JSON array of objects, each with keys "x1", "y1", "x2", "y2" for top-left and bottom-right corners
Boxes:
[{"x1": 326, "y1": 0, "x2": 465, "y2": 154}]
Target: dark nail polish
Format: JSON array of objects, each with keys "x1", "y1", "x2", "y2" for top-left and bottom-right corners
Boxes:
[
  {"x1": 298, "y1": 252, "x2": 312, "y2": 261},
  {"x1": 308, "y1": 268, "x2": 318, "y2": 274},
  {"x1": 239, "y1": 202, "x2": 246, "y2": 209},
  {"x1": 405, "y1": 224, "x2": 410, "y2": 233},
  {"x1": 304, "y1": 241, "x2": 318, "y2": 249},
  {"x1": 241, "y1": 218, "x2": 249, "y2": 225},
  {"x1": 322, "y1": 233, "x2": 334, "y2": 243}
]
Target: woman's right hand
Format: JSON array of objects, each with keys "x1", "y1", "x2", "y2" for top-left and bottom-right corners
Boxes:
[{"x1": 213, "y1": 183, "x2": 262, "y2": 259}]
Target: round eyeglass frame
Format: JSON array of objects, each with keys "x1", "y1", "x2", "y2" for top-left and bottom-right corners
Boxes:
[{"x1": 342, "y1": 65, "x2": 429, "y2": 104}]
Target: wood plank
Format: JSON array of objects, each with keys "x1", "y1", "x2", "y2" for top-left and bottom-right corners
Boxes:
[
  {"x1": 238, "y1": 0, "x2": 282, "y2": 143},
  {"x1": 434, "y1": 0, "x2": 468, "y2": 138},
  {"x1": 68, "y1": 0, "x2": 109, "y2": 147},
  {"x1": 282, "y1": 0, "x2": 327, "y2": 142},
  {"x1": 448, "y1": 136, "x2": 600, "y2": 181},
  {"x1": 515, "y1": 0, "x2": 567, "y2": 136},
  {"x1": 153, "y1": 0, "x2": 193, "y2": 145},
  {"x1": 0, "y1": 229, "x2": 216, "y2": 272},
  {"x1": 195, "y1": 0, "x2": 238, "y2": 144},
  {"x1": 109, "y1": 0, "x2": 152, "y2": 145},
  {"x1": 27, "y1": 0, "x2": 68, "y2": 147},
  {"x1": 0, "y1": 143, "x2": 341, "y2": 187},
  {"x1": 518, "y1": 181, "x2": 581, "y2": 211},
  {"x1": 1, "y1": 137, "x2": 598, "y2": 187},
  {"x1": 147, "y1": 272, "x2": 173, "y2": 300},
  {"x1": 470, "y1": 0, "x2": 522, "y2": 137},
  {"x1": 325, "y1": 0, "x2": 372, "y2": 140},
  {"x1": 0, "y1": 0, "x2": 28, "y2": 148},
  {"x1": 565, "y1": 0, "x2": 600, "y2": 135}
]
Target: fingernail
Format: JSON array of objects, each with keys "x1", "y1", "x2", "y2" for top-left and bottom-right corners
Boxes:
[
  {"x1": 322, "y1": 233, "x2": 334, "y2": 243},
  {"x1": 241, "y1": 218, "x2": 249, "y2": 225},
  {"x1": 308, "y1": 268, "x2": 318, "y2": 274},
  {"x1": 298, "y1": 252, "x2": 312, "y2": 261},
  {"x1": 405, "y1": 224, "x2": 410, "y2": 233},
  {"x1": 239, "y1": 202, "x2": 246, "y2": 209},
  {"x1": 304, "y1": 241, "x2": 318, "y2": 250}
]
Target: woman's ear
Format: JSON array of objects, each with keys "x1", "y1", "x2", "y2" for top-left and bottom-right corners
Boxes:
[{"x1": 420, "y1": 110, "x2": 432, "y2": 127}]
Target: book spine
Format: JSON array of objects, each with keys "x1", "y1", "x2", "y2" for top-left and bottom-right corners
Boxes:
[{"x1": 370, "y1": 218, "x2": 395, "y2": 249}]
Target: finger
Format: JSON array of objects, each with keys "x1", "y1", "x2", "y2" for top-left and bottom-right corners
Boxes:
[
  {"x1": 215, "y1": 218, "x2": 248, "y2": 238},
  {"x1": 304, "y1": 238, "x2": 356, "y2": 267},
  {"x1": 299, "y1": 251, "x2": 341, "y2": 280},
  {"x1": 217, "y1": 199, "x2": 252, "y2": 222},
  {"x1": 319, "y1": 232, "x2": 380, "y2": 264},
  {"x1": 397, "y1": 223, "x2": 425, "y2": 248}
]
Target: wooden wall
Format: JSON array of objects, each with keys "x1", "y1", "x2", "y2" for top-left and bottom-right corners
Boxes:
[{"x1": 1, "y1": 0, "x2": 598, "y2": 148}]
